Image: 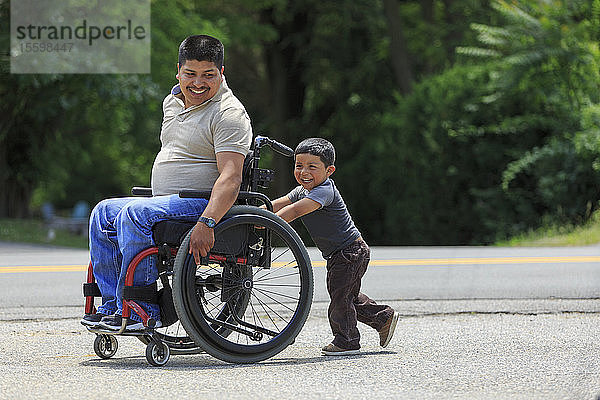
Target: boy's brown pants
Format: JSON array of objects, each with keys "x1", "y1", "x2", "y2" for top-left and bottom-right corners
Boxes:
[{"x1": 326, "y1": 238, "x2": 394, "y2": 350}]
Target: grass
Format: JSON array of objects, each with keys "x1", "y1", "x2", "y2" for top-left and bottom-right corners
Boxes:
[
  {"x1": 2, "y1": 215, "x2": 600, "y2": 249},
  {"x1": 496, "y1": 214, "x2": 600, "y2": 247},
  {"x1": 0, "y1": 219, "x2": 88, "y2": 249}
]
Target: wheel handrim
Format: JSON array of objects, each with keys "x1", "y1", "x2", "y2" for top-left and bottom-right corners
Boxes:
[{"x1": 182, "y1": 215, "x2": 311, "y2": 354}]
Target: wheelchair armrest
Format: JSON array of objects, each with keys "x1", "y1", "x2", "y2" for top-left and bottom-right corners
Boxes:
[
  {"x1": 131, "y1": 187, "x2": 153, "y2": 197},
  {"x1": 178, "y1": 190, "x2": 212, "y2": 199},
  {"x1": 237, "y1": 191, "x2": 273, "y2": 211},
  {"x1": 179, "y1": 190, "x2": 273, "y2": 211}
]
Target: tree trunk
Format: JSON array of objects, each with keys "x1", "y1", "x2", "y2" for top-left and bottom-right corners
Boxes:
[
  {"x1": 0, "y1": 92, "x2": 34, "y2": 218},
  {"x1": 0, "y1": 141, "x2": 35, "y2": 218},
  {"x1": 0, "y1": 141, "x2": 34, "y2": 218},
  {"x1": 420, "y1": 0, "x2": 435, "y2": 74},
  {"x1": 421, "y1": 0, "x2": 434, "y2": 24},
  {"x1": 442, "y1": 0, "x2": 461, "y2": 62},
  {"x1": 383, "y1": 0, "x2": 413, "y2": 95},
  {"x1": 0, "y1": 150, "x2": 7, "y2": 218},
  {"x1": 261, "y1": 8, "x2": 309, "y2": 194}
]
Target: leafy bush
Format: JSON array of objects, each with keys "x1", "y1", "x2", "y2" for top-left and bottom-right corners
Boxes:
[{"x1": 365, "y1": 0, "x2": 600, "y2": 244}]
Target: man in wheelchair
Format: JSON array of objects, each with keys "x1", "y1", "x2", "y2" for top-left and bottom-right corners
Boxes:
[{"x1": 81, "y1": 34, "x2": 253, "y2": 331}]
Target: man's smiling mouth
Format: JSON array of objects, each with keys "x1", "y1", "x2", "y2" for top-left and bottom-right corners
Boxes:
[{"x1": 189, "y1": 87, "x2": 208, "y2": 95}]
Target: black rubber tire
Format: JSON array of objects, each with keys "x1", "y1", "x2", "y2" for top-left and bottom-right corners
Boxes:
[
  {"x1": 93, "y1": 334, "x2": 118, "y2": 359},
  {"x1": 172, "y1": 205, "x2": 313, "y2": 363},
  {"x1": 145, "y1": 340, "x2": 171, "y2": 367}
]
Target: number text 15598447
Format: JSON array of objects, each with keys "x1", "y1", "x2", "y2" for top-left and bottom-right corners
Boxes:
[{"x1": 20, "y1": 42, "x2": 74, "y2": 52}]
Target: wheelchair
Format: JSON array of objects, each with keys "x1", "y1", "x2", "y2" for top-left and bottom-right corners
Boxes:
[{"x1": 83, "y1": 136, "x2": 313, "y2": 366}]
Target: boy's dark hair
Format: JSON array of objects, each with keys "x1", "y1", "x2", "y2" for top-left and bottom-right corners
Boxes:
[
  {"x1": 178, "y1": 35, "x2": 224, "y2": 70},
  {"x1": 295, "y1": 138, "x2": 336, "y2": 167}
]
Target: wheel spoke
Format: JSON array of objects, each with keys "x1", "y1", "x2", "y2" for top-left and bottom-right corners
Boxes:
[
  {"x1": 252, "y1": 286, "x2": 300, "y2": 305},
  {"x1": 254, "y1": 271, "x2": 299, "y2": 282},
  {"x1": 251, "y1": 291, "x2": 282, "y2": 332},
  {"x1": 254, "y1": 283, "x2": 301, "y2": 288},
  {"x1": 271, "y1": 247, "x2": 292, "y2": 263},
  {"x1": 253, "y1": 263, "x2": 297, "y2": 282}
]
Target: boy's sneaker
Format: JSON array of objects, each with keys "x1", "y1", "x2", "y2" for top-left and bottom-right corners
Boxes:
[
  {"x1": 80, "y1": 313, "x2": 107, "y2": 327},
  {"x1": 98, "y1": 315, "x2": 162, "y2": 332},
  {"x1": 321, "y1": 343, "x2": 360, "y2": 356},
  {"x1": 379, "y1": 311, "x2": 399, "y2": 348}
]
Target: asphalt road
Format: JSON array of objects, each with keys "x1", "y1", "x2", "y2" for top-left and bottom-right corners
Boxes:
[{"x1": 1, "y1": 241, "x2": 600, "y2": 399}]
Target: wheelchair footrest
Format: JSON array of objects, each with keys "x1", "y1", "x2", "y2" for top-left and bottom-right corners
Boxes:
[{"x1": 86, "y1": 326, "x2": 154, "y2": 336}]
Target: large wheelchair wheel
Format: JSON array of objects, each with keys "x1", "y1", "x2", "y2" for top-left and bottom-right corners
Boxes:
[{"x1": 172, "y1": 206, "x2": 313, "y2": 363}]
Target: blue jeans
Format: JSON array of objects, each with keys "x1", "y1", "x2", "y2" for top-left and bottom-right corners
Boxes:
[{"x1": 89, "y1": 194, "x2": 208, "y2": 322}]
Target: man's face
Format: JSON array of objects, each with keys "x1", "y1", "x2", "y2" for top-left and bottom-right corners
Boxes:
[
  {"x1": 294, "y1": 153, "x2": 335, "y2": 191},
  {"x1": 176, "y1": 60, "x2": 223, "y2": 108}
]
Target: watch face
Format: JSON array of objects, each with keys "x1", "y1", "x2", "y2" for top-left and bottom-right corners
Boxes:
[{"x1": 201, "y1": 217, "x2": 216, "y2": 228}]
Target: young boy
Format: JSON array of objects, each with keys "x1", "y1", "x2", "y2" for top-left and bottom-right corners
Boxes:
[{"x1": 271, "y1": 138, "x2": 399, "y2": 355}]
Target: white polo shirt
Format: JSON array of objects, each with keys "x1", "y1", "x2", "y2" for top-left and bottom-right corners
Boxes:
[{"x1": 151, "y1": 77, "x2": 253, "y2": 195}]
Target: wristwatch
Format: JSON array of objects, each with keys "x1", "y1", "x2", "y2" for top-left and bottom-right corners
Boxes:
[{"x1": 198, "y1": 216, "x2": 217, "y2": 228}]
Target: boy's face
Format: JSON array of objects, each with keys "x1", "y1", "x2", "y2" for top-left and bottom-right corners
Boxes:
[
  {"x1": 176, "y1": 60, "x2": 223, "y2": 108},
  {"x1": 294, "y1": 153, "x2": 335, "y2": 191}
]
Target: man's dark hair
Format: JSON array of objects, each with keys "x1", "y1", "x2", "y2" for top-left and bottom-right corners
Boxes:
[
  {"x1": 295, "y1": 138, "x2": 336, "y2": 167},
  {"x1": 178, "y1": 35, "x2": 224, "y2": 69}
]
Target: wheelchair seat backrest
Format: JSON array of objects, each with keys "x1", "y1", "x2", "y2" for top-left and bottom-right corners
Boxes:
[{"x1": 240, "y1": 150, "x2": 254, "y2": 192}]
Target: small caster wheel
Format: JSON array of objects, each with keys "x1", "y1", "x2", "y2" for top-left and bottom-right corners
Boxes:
[
  {"x1": 94, "y1": 334, "x2": 118, "y2": 359},
  {"x1": 145, "y1": 340, "x2": 170, "y2": 367}
]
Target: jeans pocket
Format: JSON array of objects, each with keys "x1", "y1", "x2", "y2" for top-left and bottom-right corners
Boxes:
[{"x1": 339, "y1": 244, "x2": 360, "y2": 264}]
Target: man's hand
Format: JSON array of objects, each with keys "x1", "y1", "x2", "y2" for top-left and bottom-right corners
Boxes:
[
  {"x1": 189, "y1": 222, "x2": 214, "y2": 265},
  {"x1": 188, "y1": 151, "x2": 245, "y2": 265}
]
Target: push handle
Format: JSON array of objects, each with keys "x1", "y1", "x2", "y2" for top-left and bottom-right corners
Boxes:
[
  {"x1": 255, "y1": 136, "x2": 294, "y2": 157},
  {"x1": 270, "y1": 139, "x2": 294, "y2": 157}
]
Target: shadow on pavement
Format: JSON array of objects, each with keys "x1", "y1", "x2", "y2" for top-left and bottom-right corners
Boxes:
[{"x1": 79, "y1": 350, "x2": 397, "y2": 370}]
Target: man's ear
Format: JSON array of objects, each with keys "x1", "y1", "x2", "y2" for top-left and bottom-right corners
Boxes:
[
  {"x1": 176, "y1": 63, "x2": 180, "y2": 79},
  {"x1": 326, "y1": 165, "x2": 336, "y2": 177}
]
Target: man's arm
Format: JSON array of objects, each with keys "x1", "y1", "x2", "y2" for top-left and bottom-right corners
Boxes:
[
  {"x1": 189, "y1": 151, "x2": 245, "y2": 264},
  {"x1": 276, "y1": 198, "x2": 320, "y2": 223}
]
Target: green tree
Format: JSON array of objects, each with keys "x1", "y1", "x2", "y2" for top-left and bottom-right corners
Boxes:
[{"x1": 454, "y1": 0, "x2": 600, "y2": 238}]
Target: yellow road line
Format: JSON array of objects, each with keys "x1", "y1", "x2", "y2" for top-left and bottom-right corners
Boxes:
[
  {"x1": 2, "y1": 255, "x2": 600, "y2": 273},
  {"x1": 369, "y1": 256, "x2": 600, "y2": 266},
  {"x1": 0, "y1": 265, "x2": 88, "y2": 273},
  {"x1": 301, "y1": 256, "x2": 600, "y2": 268}
]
